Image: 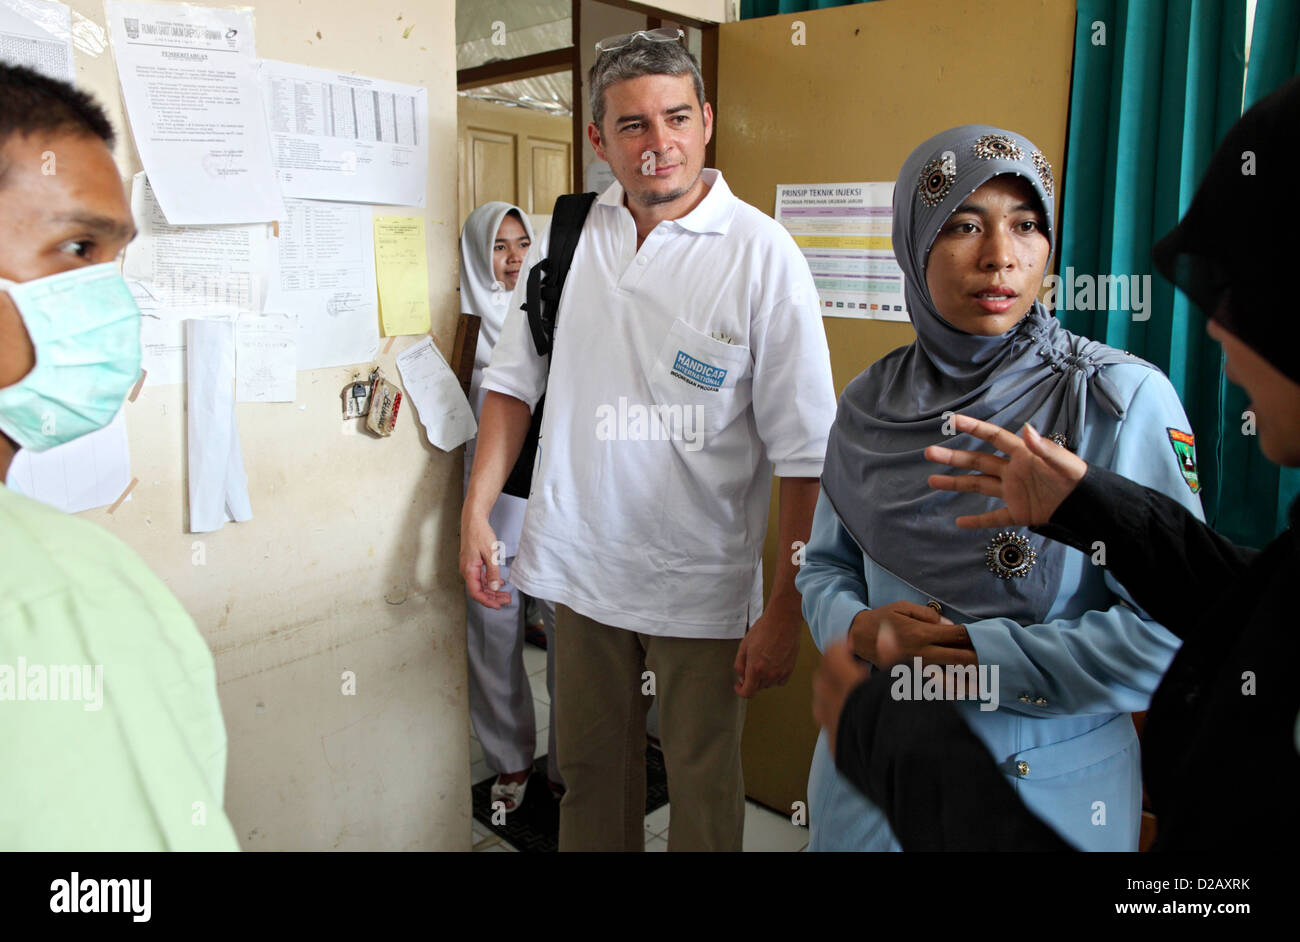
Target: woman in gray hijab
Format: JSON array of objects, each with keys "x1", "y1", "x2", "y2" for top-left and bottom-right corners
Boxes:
[{"x1": 796, "y1": 125, "x2": 1204, "y2": 851}]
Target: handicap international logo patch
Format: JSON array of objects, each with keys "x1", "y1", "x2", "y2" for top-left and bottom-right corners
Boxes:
[
  {"x1": 1167, "y1": 428, "x2": 1200, "y2": 493},
  {"x1": 671, "y1": 350, "x2": 727, "y2": 391}
]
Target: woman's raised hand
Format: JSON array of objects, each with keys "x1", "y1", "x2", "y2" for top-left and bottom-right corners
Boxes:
[{"x1": 924, "y1": 414, "x2": 1088, "y2": 528}]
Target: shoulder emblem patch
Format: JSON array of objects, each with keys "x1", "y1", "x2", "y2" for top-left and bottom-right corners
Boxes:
[{"x1": 1167, "y1": 428, "x2": 1200, "y2": 493}]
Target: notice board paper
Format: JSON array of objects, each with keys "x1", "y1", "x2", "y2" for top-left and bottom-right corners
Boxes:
[
  {"x1": 235, "y1": 312, "x2": 296, "y2": 402},
  {"x1": 186, "y1": 319, "x2": 252, "y2": 532},
  {"x1": 0, "y1": 0, "x2": 74, "y2": 82},
  {"x1": 396, "y1": 336, "x2": 476, "y2": 451},
  {"x1": 259, "y1": 58, "x2": 428, "y2": 207},
  {"x1": 264, "y1": 198, "x2": 379, "y2": 371},
  {"x1": 139, "y1": 312, "x2": 185, "y2": 386},
  {"x1": 374, "y1": 216, "x2": 430, "y2": 336},
  {"x1": 124, "y1": 171, "x2": 271, "y2": 387},
  {"x1": 123, "y1": 172, "x2": 270, "y2": 320},
  {"x1": 106, "y1": 1, "x2": 283, "y2": 224},
  {"x1": 775, "y1": 182, "x2": 908, "y2": 321},
  {"x1": 5, "y1": 409, "x2": 130, "y2": 514}
]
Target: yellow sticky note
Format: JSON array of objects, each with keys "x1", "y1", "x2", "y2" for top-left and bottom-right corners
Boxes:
[{"x1": 374, "y1": 215, "x2": 431, "y2": 336}]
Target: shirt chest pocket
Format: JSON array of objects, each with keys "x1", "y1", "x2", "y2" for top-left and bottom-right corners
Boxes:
[{"x1": 647, "y1": 318, "x2": 752, "y2": 437}]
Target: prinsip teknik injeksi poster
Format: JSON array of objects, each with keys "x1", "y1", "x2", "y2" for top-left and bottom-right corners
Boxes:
[{"x1": 775, "y1": 182, "x2": 908, "y2": 321}]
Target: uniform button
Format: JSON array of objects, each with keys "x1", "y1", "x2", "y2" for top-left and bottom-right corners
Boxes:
[
  {"x1": 637, "y1": 256, "x2": 647, "y2": 266},
  {"x1": 1016, "y1": 761, "x2": 1030, "y2": 777},
  {"x1": 1018, "y1": 695, "x2": 1031, "y2": 703},
  {"x1": 1034, "y1": 697, "x2": 1048, "y2": 706}
]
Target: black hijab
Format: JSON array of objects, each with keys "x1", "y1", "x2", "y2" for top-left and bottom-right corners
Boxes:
[{"x1": 1152, "y1": 75, "x2": 1300, "y2": 382}]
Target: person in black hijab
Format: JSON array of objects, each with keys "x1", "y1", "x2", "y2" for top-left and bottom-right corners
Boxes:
[{"x1": 813, "y1": 74, "x2": 1300, "y2": 851}]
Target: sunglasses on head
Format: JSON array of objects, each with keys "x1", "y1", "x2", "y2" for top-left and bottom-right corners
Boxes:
[{"x1": 594, "y1": 27, "x2": 685, "y2": 54}]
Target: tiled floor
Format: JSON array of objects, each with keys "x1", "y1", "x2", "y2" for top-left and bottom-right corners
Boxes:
[{"x1": 470, "y1": 642, "x2": 810, "y2": 853}]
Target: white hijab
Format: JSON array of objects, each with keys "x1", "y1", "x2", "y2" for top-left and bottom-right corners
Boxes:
[
  {"x1": 459, "y1": 202, "x2": 534, "y2": 418},
  {"x1": 459, "y1": 202, "x2": 535, "y2": 554}
]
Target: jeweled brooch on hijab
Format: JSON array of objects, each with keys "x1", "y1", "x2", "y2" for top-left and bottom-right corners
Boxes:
[
  {"x1": 1031, "y1": 151, "x2": 1055, "y2": 196},
  {"x1": 918, "y1": 156, "x2": 956, "y2": 207},
  {"x1": 972, "y1": 134, "x2": 1024, "y2": 162},
  {"x1": 986, "y1": 532, "x2": 1037, "y2": 579}
]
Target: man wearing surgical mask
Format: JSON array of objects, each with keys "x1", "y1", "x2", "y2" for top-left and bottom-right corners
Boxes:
[{"x1": 0, "y1": 64, "x2": 238, "y2": 850}]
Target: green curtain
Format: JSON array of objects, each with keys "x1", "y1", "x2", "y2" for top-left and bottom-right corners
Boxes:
[
  {"x1": 1219, "y1": 0, "x2": 1300, "y2": 544},
  {"x1": 740, "y1": 0, "x2": 863, "y2": 18},
  {"x1": 1058, "y1": 0, "x2": 1295, "y2": 548}
]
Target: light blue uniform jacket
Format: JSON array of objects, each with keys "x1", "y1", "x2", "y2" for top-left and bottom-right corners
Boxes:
[{"x1": 797, "y1": 363, "x2": 1204, "y2": 851}]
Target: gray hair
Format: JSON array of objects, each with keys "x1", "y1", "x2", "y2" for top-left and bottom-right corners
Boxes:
[{"x1": 588, "y1": 39, "x2": 707, "y2": 132}]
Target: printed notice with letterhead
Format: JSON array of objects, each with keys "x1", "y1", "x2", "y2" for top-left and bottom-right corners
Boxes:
[
  {"x1": 258, "y1": 58, "x2": 428, "y2": 208},
  {"x1": 106, "y1": 1, "x2": 283, "y2": 225}
]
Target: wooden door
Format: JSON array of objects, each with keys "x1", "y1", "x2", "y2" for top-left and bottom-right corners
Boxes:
[
  {"x1": 467, "y1": 127, "x2": 517, "y2": 209},
  {"x1": 457, "y1": 97, "x2": 572, "y2": 229},
  {"x1": 527, "y1": 138, "x2": 570, "y2": 215}
]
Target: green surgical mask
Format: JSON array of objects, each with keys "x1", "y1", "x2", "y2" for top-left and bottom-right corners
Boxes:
[{"x1": 0, "y1": 263, "x2": 142, "y2": 452}]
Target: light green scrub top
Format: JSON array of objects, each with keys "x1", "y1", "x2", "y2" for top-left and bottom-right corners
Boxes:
[{"x1": 0, "y1": 484, "x2": 238, "y2": 850}]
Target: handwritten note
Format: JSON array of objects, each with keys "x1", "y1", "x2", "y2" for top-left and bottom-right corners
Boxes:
[
  {"x1": 395, "y1": 336, "x2": 476, "y2": 451},
  {"x1": 236, "y1": 312, "x2": 297, "y2": 402},
  {"x1": 373, "y1": 215, "x2": 430, "y2": 336}
]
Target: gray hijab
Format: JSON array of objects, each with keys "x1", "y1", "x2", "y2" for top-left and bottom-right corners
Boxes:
[{"x1": 821, "y1": 124, "x2": 1144, "y2": 624}]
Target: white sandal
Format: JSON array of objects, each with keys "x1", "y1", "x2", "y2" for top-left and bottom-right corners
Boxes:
[{"x1": 490, "y1": 775, "x2": 529, "y2": 813}]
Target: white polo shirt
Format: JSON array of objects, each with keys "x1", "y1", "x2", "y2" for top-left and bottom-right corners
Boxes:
[{"x1": 481, "y1": 169, "x2": 836, "y2": 639}]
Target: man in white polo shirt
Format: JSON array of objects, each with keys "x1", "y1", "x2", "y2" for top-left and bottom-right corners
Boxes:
[{"x1": 460, "y1": 30, "x2": 836, "y2": 851}]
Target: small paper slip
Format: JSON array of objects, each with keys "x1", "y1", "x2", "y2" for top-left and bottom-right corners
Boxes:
[{"x1": 395, "y1": 336, "x2": 476, "y2": 451}]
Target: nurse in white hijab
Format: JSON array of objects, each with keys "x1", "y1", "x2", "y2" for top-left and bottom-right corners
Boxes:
[
  {"x1": 462, "y1": 203, "x2": 531, "y2": 427},
  {"x1": 459, "y1": 202, "x2": 560, "y2": 812}
]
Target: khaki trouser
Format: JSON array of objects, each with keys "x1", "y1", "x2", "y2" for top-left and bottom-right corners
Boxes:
[{"x1": 554, "y1": 604, "x2": 747, "y2": 852}]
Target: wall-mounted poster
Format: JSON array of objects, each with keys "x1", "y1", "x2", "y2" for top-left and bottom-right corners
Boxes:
[{"x1": 775, "y1": 182, "x2": 908, "y2": 321}]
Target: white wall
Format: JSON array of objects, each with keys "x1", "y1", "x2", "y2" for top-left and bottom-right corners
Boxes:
[{"x1": 65, "y1": 0, "x2": 468, "y2": 851}]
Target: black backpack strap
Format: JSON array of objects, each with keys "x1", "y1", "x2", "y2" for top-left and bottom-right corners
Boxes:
[
  {"x1": 524, "y1": 191, "x2": 597, "y2": 357},
  {"x1": 504, "y1": 192, "x2": 596, "y2": 499}
]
